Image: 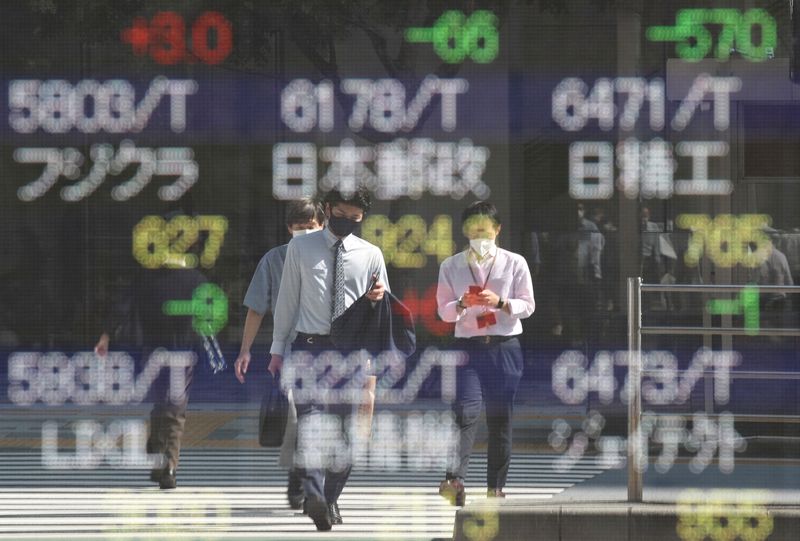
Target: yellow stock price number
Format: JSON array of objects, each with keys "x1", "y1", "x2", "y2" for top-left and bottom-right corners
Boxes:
[
  {"x1": 109, "y1": 487, "x2": 232, "y2": 535},
  {"x1": 676, "y1": 489, "x2": 773, "y2": 541},
  {"x1": 362, "y1": 214, "x2": 455, "y2": 268},
  {"x1": 463, "y1": 507, "x2": 500, "y2": 541},
  {"x1": 676, "y1": 214, "x2": 772, "y2": 269},
  {"x1": 133, "y1": 215, "x2": 228, "y2": 269}
]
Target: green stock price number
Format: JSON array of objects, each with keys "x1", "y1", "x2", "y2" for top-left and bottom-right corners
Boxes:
[
  {"x1": 405, "y1": 10, "x2": 499, "y2": 64},
  {"x1": 163, "y1": 283, "x2": 228, "y2": 336},
  {"x1": 361, "y1": 214, "x2": 455, "y2": 269},
  {"x1": 647, "y1": 9, "x2": 776, "y2": 62}
]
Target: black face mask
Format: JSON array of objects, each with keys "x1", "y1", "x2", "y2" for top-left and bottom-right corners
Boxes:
[{"x1": 328, "y1": 214, "x2": 361, "y2": 237}]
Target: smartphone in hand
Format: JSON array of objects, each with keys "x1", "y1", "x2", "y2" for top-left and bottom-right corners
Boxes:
[{"x1": 468, "y1": 285, "x2": 482, "y2": 295}]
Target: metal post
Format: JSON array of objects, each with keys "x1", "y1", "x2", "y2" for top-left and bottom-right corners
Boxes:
[{"x1": 627, "y1": 277, "x2": 643, "y2": 502}]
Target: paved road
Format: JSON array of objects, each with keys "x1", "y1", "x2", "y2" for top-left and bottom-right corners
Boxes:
[{"x1": 0, "y1": 448, "x2": 610, "y2": 540}]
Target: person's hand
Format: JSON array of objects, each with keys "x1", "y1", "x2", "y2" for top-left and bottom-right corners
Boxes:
[
  {"x1": 476, "y1": 289, "x2": 501, "y2": 308},
  {"x1": 267, "y1": 354, "x2": 283, "y2": 376},
  {"x1": 94, "y1": 333, "x2": 110, "y2": 357},
  {"x1": 461, "y1": 289, "x2": 480, "y2": 307},
  {"x1": 234, "y1": 351, "x2": 251, "y2": 384},
  {"x1": 366, "y1": 280, "x2": 385, "y2": 302}
]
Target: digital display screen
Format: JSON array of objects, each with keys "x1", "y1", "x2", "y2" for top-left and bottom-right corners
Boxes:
[{"x1": 1, "y1": 2, "x2": 799, "y2": 540}]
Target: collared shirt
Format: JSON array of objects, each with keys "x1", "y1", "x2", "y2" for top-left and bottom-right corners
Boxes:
[
  {"x1": 243, "y1": 244, "x2": 288, "y2": 316},
  {"x1": 270, "y1": 228, "x2": 390, "y2": 355},
  {"x1": 467, "y1": 244, "x2": 498, "y2": 281},
  {"x1": 437, "y1": 247, "x2": 535, "y2": 338}
]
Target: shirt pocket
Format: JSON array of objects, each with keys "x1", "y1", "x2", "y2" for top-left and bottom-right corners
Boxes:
[{"x1": 489, "y1": 260, "x2": 513, "y2": 299}]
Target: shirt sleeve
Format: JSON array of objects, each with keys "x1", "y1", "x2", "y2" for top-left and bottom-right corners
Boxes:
[
  {"x1": 375, "y1": 250, "x2": 392, "y2": 293},
  {"x1": 507, "y1": 256, "x2": 536, "y2": 319},
  {"x1": 436, "y1": 260, "x2": 465, "y2": 323},
  {"x1": 779, "y1": 252, "x2": 794, "y2": 286},
  {"x1": 243, "y1": 255, "x2": 270, "y2": 315},
  {"x1": 270, "y1": 242, "x2": 301, "y2": 356}
]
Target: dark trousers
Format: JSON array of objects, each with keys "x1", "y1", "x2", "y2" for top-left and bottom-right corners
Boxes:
[
  {"x1": 448, "y1": 337, "x2": 523, "y2": 489},
  {"x1": 146, "y1": 353, "x2": 196, "y2": 471},
  {"x1": 291, "y1": 335, "x2": 354, "y2": 505}
]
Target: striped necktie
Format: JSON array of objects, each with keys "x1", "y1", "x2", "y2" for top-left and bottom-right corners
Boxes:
[{"x1": 331, "y1": 239, "x2": 346, "y2": 321}]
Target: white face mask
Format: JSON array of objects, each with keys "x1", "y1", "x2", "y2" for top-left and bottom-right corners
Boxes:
[
  {"x1": 291, "y1": 228, "x2": 318, "y2": 238},
  {"x1": 469, "y1": 238, "x2": 496, "y2": 257}
]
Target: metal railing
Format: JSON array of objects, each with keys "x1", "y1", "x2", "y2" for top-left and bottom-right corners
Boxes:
[{"x1": 626, "y1": 278, "x2": 800, "y2": 502}]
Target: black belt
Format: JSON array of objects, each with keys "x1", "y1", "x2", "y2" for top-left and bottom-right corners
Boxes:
[
  {"x1": 461, "y1": 335, "x2": 517, "y2": 345},
  {"x1": 296, "y1": 332, "x2": 332, "y2": 345}
]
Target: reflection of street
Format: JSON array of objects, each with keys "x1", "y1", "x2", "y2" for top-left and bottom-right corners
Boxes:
[
  {"x1": 538, "y1": 462, "x2": 800, "y2": 541},
  {"x1": 0, "y1": 402, "x2": 609, "y2": 540}
]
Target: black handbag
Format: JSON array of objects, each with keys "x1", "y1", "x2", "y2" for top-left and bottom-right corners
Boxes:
[{"x1": 258, "y1": 371, "x2": 288, "y2": 447}]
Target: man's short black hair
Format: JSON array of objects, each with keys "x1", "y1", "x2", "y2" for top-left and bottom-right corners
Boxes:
[
  {"x1": 461, "y1": 200, "x2": 501, "y2": 226},
  {"x1": 323, "y1": 188, "x2": 372, "y2": 213},
  {"x1": 286, "y1": 198, "x2": 325, "y2": 227}
]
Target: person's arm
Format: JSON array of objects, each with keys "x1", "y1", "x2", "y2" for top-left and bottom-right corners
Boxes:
[
  {"x1": 777, "y1": 252, "x2": 794, "y2": 286},
  {"x1": 436, "y1": 261, "x2": 468, "y2": 323},
  {"x1": 529, "y1": 232, "x2": 541, "y2": 278},
  {"x1": 505, "y1": 256, "x2": 536, "y2": 319},
  {"x1": 590, "y1": 231, "x2": 604, "y2": 280},
  {"x1": 366, "y1": 249, "x2": 390, "y2": 301},
  {"x1": 236, "y1": 256, "x2": 272, "y2": 382},
  {"x1": 376, "y1": 251, "x2": 390, "y2": 293},
  {"x1": 234, "y1": 308, "x2": 264, "y2": 383},
  {"x1": 269, "y1": 242, "x2": 301, "y2": 358},
  {"x1": 94, "y1": 274, "x2": 137, "y2": 356},
  {"x1": 478, "y1": 253, "x2": 536, "y2": 317},
  {"x1": 94, "y1": 332, "x2": 110, "y2": 356},
  {"x1": 240, "y1": 309, "x2": 265, "y2": 355}
]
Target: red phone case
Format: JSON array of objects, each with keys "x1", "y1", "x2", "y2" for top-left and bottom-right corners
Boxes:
[{"x1": 469, "y1": 285, "x2": 482, "y2": 295}]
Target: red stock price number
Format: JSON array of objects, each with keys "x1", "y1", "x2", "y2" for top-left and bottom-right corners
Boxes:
[
  {"x1": 121, "y1": 11, "x2": 233, "y2": 65},
  {"x1": 401, "y1": 285, "x2": 454, "y2": 338}
]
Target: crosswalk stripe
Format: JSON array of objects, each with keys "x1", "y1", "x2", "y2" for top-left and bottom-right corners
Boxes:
[{"x1": 0, "y1": 450, "x2": 609, "y2": 540}]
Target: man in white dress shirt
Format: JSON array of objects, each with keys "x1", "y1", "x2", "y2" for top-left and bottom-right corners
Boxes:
[
  {"x1": 267, "y1": 188, "x2": 389, "y2": 531},
  {"x1": 436, "y1": 201, "x2": 535, "y2": 506}
]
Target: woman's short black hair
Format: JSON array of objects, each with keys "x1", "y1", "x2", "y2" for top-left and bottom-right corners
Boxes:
[
  {"x1": 461, "y1": 200, "x2": 501, "y2": 226},
  {"x1": 285, "y1": 198, "x2": 325, "y2": 227},
  {"x1": 323, "y1": 188, "x2": 372, "y2": 213}
]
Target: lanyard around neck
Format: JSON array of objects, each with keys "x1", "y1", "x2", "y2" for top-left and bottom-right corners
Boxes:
[{"x1": 466, "y1": 250, "x2": 497, "y2": 290}]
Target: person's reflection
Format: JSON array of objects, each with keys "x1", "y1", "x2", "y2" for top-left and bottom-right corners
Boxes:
[
  {"x1": 589, "y1": 206, "x2": 616, "y2": 312},
  {"x1": 640, "y1": 206, "x2": 664, "y2": 286},
  {"x1": 94, "y1": 216, "x2": 209, "y2": 490},
  {"x1": 0, "y1": 227, "x2": 47, "y2": 348},
  {"x1": 552, "y1": 203, "x2": 604, "y2": 347},
  {"x1": 751, "y1": 227, "x2": 794, "y2": 335},
  {"x1": 639, "y1": 206, "x2": 679, "y2": 310}
]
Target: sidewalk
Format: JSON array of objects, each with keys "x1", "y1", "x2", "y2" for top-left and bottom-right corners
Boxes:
[{"x1": 454, "y1": 460, "x2": 800, "y2": 540}]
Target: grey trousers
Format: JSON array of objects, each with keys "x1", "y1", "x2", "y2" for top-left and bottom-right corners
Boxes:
[{"x1": 146, "y1": 355, "x2": 196, "y2": 471}]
